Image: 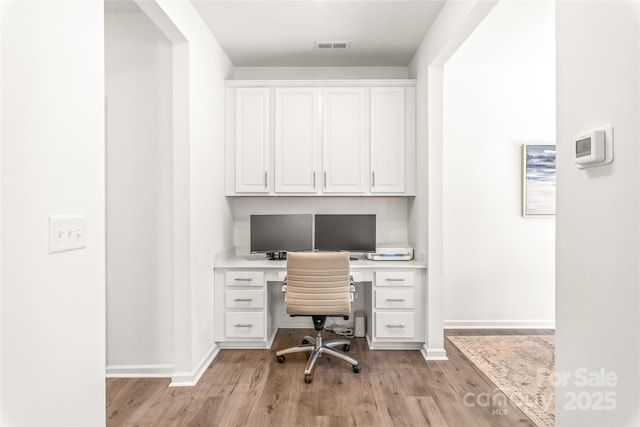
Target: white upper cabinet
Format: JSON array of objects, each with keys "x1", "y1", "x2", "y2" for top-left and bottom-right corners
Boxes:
[
  {"x1": 233, "y1": 88, "x2": 271, "y2": 193},
  {"x1": 370, "y1": 87, "x2": 406, "y2": 194},
  {"x1": 225, "y1": 80, "x2": 415, "y2": 196},
  {"x1": 322, "y1": 88, "x2": 367, "y2": 194},
  {"x1": 274, "y1": 88, "x2": 320, "y2": 193}
]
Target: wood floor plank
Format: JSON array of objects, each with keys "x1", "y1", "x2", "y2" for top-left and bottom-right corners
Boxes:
[
  {"x1": 107, "y1": 329, "x2": 549, "y2": 427},
  {"x1": 406, "y1": 395, "x2": 450, "y2": 427},
  {"x1": 106, "y1": 378, "x2": 171, "y2": 425}
]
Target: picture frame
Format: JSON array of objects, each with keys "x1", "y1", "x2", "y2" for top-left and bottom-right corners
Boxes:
[{"x1": 522, "y1": 143, "x2": 556, "y2": 217}]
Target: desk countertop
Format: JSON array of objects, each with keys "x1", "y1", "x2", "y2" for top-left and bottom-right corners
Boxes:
[{"x1": 213, "y1": 248, "x2": 427, "y2": 270}]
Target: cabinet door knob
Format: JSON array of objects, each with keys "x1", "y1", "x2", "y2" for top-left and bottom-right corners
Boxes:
[
  {"x1": 386, "y1": 324, "x2": 406, "y2": 328},
  {"x1": 385, "y1": 278, "x2": 405, "y2": 282},
  {"x1": 386, "y1": 298, "x2": 406, "y2": 302},
  {"x1": 234, "y1": 298, "x2": 253, "y2": 302},
  {"x1": 323, "y1": 171, "x2": 327, "y2": 188},
  {"x1": 372, "y1": 171, "x2": 375, "y2": 187},
  {"x1": 234, "y1": 278, "x2": 253, "y2": 282},
  {"x1": 235, "y1": 324, "x2": 253, "y2": 328},
  {"x1": 264, "y1": 171, "x2": 268, "y2": 188}
]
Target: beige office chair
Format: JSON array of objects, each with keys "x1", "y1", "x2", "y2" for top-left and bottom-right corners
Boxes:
[{"x1": 275, "y1": 251, "x2": 361, "y2": 383}]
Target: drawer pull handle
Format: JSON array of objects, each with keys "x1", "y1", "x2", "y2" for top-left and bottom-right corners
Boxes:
[
  {"x1": 386, "y1": 324, "x2": 406, "y2": 328},
  {"x1": 234, "y1": 298, "x2": 253, "y2": 302},
  {"x1": 234, "y1": 278, "x2": 253, "y2": 282},
  {"x1": 235, "y1": 324, "x2": 253, "y2": 328},
  {"x1": 385, "y1": 278, "x2": 405, "y2": 282},
  {"x1": 386, "y1": 298, "x2": 406, "y2": 302}
]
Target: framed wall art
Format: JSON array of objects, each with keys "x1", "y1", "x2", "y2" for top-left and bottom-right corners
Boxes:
[{"x1": 522, "y1": 143, "x2": 556, "y2": 216}]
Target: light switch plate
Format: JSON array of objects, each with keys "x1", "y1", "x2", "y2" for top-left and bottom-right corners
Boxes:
[{"x1": 49, "y1": 215, "x2": 86, "y2": 254}]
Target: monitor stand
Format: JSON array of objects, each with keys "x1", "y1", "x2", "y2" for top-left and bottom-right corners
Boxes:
[{"x1": 265, "y1": 251, "x2": 287, "y2": 261}]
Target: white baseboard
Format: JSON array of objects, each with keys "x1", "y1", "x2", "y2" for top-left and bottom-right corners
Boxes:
[
  {"x1": 421, "y1": 345, "x2": 448, "y2": 361},
  {"x1": 105, "y1": 363, "x2": 174, "y2": 378},
  {"x1": 443, "y1": 319, "x2": 556, "y2": 330},
  {"x1": 170, "y1": 343, "x2": 221, "y2": 387}
]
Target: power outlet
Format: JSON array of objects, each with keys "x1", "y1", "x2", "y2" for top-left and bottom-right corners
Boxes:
[{"x1": 49, "y1": 215, "x2": 86, "y2": 254}]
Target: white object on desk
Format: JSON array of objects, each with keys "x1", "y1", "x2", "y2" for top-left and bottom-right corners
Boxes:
[{"x1": 367, "y1": 245, "x2": 414, "y2": 261}]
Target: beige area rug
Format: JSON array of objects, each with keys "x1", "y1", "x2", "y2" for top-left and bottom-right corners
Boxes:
[{"x1": 448, "y1": 335, "x2": 555, "y2": 427}]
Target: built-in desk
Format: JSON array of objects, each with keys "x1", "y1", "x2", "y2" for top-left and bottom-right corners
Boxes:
[{"x1": 213, "y1": 250, "x2": 427, "y2": 351}]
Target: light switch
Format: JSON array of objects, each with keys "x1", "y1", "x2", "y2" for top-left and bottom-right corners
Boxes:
[{"x1": 49, "y1": 215, "x2": 86, "y2": 254}]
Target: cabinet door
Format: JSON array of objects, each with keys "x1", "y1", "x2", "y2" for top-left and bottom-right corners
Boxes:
[
  {"x1": 322, "y1": 88, "x2": 367, "y2": 193},
  {"x1": 234, "y1": 88, "x2": 271, "y2": 193},
  {"x1": 274, "y1": 88, "x2": 319, "y2": 193},
  {"x1": 370, "y1": 87, "x2": 406, "y2": 193}
]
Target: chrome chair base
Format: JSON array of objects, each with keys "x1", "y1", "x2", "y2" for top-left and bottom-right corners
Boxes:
[{"x1": 276, "y1": 330, "x2": 361, "y2": 383}]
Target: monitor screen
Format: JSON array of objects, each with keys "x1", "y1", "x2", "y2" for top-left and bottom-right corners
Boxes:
[
  {"x1": 250, "y1": 214, "x2": 313, "y2": 254},
  {"x1": 314, "y1": 214, "x2": 376, "y2": 253}
]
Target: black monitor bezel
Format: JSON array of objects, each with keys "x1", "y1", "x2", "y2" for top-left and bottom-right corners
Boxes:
[
  {"x1": 314, "y1": 214, "x2": 377, "y2": 253},
  {"x1": 250, "y1": 214, "x2": 314, "y2": 254}
]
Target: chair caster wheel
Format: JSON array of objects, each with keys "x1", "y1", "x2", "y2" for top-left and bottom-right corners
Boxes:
[
  {"x1": 301, "y1": 339, "x2": 310, "y2": 345},
  {"x1": 352, "y1": 364, "x2": 361, "y2": 373},
  {"x1": 304, "y1": 374, "x2": 313, "y2": 384},
  {"x1": 276, "y1": 355, "x2": 285, "y2": 363},
  {"x1": 343, "y1": 344, "x2": 350, "y2": 352}
]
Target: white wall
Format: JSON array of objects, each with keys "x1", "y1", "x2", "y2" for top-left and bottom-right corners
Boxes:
[
  {"x1": 230, "y1": 197, "x2": 409, "y2": 253},
  {"x1": 234, "y1": 66, "x2": 409, "y2": 80},
  {"x1": 137, "y1": 0, "x2": 234, "y2": 385},
  {"x1": 1, "y1": 0, "x2": 105, "y2": 425},
  {"x1": 408, "y1": 0, "x2": 496, "y2": 358},
  {"x1": 0, "y1": 1, "x2": 3, "y2": 421},
  {"x1": 556, "y1": 1, "x2": 640, "y2": 425},
  {"x1": 442, "y1": 0, "x2": 555, "y2": 328},
  {"x1": 105, "y1": 8, "x2": 174, "y2": 375}
]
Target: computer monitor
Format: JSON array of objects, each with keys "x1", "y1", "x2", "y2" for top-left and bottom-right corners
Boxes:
[
  {"x1": 250, "y1": 214, "x2": 313, "y2": 259},
  {"x1": 314, "y1": 214, "x2": 376, "y2": 254}
]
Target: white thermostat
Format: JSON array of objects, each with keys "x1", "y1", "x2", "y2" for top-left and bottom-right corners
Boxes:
[{"x1": 574, "y1": 125, "x2": 613, "y2": 168}]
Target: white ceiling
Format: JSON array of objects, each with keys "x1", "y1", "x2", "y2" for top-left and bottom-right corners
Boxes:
[{"x1": 191, "y1": 0, "x2": 446, "y2": 67}]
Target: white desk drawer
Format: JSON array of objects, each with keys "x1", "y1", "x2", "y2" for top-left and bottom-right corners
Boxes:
[
  {"x1": 376, "y1": 271, "x2": 413, "y2": 286},
  {"x1": 375, "y1": 312, "x2": 414, "y2": 338},
  {"x1": 375, "y1": 289, "x2": 414, "y2": 309},
  {"x1": 225, "y1": 271, "x2": 264, "y2": 287},
  {"x1": 225, "y1": 312, "x2": 265, "y2": 338},
  {"x1": 225, "y1": 289, "x2": 264, "y2": 309}
]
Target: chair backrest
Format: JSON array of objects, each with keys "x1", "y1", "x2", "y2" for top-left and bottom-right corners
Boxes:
[{"x1": 285, "y1": 252, "x2": 351, "y2": 316}]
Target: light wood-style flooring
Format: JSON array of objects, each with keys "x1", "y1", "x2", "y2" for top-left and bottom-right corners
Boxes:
[{"x1": 107, "y1": 329, "x2": 553, "y2": 426}]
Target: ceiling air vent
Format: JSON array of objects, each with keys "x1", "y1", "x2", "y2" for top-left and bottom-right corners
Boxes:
[{"x1": 316, "y1": 41, "x2": 350, "y2": 50}]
